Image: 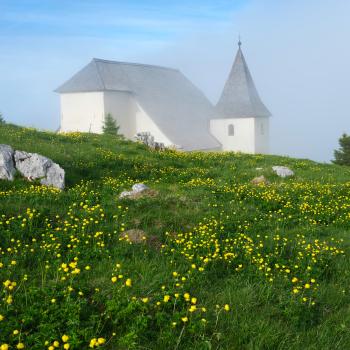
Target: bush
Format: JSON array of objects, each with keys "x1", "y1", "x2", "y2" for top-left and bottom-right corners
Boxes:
[
  {"x1": 0, "y1": 112, "x2": 5, "y2": 124},
  {"x1": 102, "y1": 113, "x2": 120, "y2": 136},
  {"x1": 333, "y1": 133, "x2": 350, "y2": 166}
]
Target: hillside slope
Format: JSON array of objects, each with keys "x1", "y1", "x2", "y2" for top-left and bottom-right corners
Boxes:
[{"x1": 0, "y1": 123, "x2": 349, "y2": 349}]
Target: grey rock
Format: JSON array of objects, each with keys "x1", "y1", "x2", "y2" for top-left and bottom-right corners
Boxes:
[
  {"x1": 119, "y1": 190, "x2": 134, "y2": 199},
  {"x1": 132, "y1": 183, "x2": 149, "y2": 193},
  {"x1": 135, "y1": 132, "x2": 165, "y2": 151},
  {"x1": 41, "y1": 163, "x2": 65, "y2": 190},
  {"x1": 272, "y1": 166, "x2": 294, "y2": 178},
  {"x1": 0, "y1": 144, "x2": 16, "y2": 181},
  {"x1": 119, "y1": 183, "x2": 153, "y2": 199},
  {"x1": 14, "y1": 150, "x2": 65, "y2": 189}
]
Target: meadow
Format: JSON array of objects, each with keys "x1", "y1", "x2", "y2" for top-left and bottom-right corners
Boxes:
[{"x1": 0, "y1": 123, "x2": 349, "y2": 349}]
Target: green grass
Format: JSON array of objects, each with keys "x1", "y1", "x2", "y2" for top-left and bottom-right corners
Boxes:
[{"x1": 0, "y1": 123, "x2": 349, "y2": 349}]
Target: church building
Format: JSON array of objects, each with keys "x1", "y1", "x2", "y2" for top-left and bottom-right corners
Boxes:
[{"x1": 55, "y1": 41, "x2": 271, "y2": 153}]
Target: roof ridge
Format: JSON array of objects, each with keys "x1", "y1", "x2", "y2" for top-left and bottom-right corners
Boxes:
[
  {"x1": 93, "y1": 59, "x2": 106, "y2": 90},
  {"x1": 92, "y1": 58, "x2": 179, "y2": 72}
]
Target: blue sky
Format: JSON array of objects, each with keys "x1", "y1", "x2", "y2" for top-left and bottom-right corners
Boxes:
[{"x1": 1, "y1": 0, "x2": 350, "y2": 161}]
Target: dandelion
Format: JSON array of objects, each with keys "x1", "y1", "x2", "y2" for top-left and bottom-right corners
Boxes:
[
  {"x1": 111, "y1": 276, "x2": 117, "y2": 283},
  {"x1": 17, "y1": 344, "x2": 25, "y2": 349},
  {"x1": 304, "y1": 283, "x2": 311, "y2": 289},
  {"x1": 181, "y1": 317, "x2": 188, "y2": 323},
  {"x1": 224, "y1": 304, "x2": 230, "y2": 311},
  {"x1": 62, "y1": 335, "x2": 69, "y2": 342},
  {"x1": 97, "y1": 338, "x2": 105, "y2": 345},
  {"x1": 163, "y1": 295, "x2": 170, "y2": 302},
  {"x1": 125, "y1": 278, "x2": 132, "y2": 287}
]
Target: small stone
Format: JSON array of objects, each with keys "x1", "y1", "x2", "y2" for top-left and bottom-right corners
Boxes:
[
  {"x1": 132, "y1": 183, "x2": 149, "y2": 193},
  {"x1": 272, "y1": 166, "x2": 294, "y2": 178},
  {"x1": 251, "y1": 175, "x2": 269, "y2": 185},
  {"x1": 119, "y1": 191, "x2": 134, "y2": 199}
]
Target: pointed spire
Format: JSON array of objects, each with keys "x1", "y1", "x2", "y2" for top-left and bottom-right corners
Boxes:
[
  {"x1": 238, "y1": 35, "x2": 242, "y2": 49},
  {"x1": 216, "y1": 41, "x2": 271, "y2": 118}
]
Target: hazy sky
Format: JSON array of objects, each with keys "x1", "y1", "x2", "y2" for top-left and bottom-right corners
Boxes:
[{"x1": 0, "y1": 0, "x2": 349, "y2": 162}]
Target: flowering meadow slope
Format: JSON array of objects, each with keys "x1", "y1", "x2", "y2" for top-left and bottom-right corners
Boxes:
[{"x1": 0, "y1": 124, "x2": 349, "y2": 349}]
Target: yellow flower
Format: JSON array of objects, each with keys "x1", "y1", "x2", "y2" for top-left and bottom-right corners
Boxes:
[
  {"x1": 191, "y1": 297, "x2": 197, "y2": 304},
  {"x1": 224, "y1": 304, "x2": 230, "y2": 311},
  {"x1": 97, "y1": 338, "x2": 105, "y2": 345},
  {"x1": 62, "y1": 335, "x2": 69, "y2": 343},
  {"x1": 163, "y1": 295, "x2": 171, "y2": 302},
  {"x1": 53, "y1": 340, "x2": 59, "y2": 347},
  {"x1": 291, "y1": 277, "x2": 298, "y2": 283},
  {"x1": 304, "y1": 283, "x2": 311, "y2": 289},
  {"x1": 48, "y1": 346, "x2": 55, "y2": 350},
  {"x1": 85, "y1": 266, "x2": 91, "y2": 270},
  {"x1": 111, "y1": 276, "x2": 117, "y2": 283},
  {"x1": 189, "y1": 305, "x2": 196, "y2": 312},
  {"x1": 17, "y1": 343, "x2": 25, "y2": 349},
  {"x1": 1, "y1": 344, "x2": 9, "y2": 350},
  {"x1": 125, "y1": 278, "x2": 132, "y2": 287},
  {"x1": 181, "y1": 317, "x2": 188, "y2": 323},
  {"x1": 0, "y1": 315, "x2": 4, "y2": 321},
  {"x1": 51, "y1": 299, "x2": 56, "y2": 303},
  {"x1": 63, "y1": 344, "x2": 70, "y2": 350},
  {"x1": 311, "y1": 278, "x2": 316, "y2": 283},
  {"x1": 172, "y1": 272, "x2": 178, "y2": 277},
  {"x1": 184, "y1": 293, "x2": 190, "y2": 301},
  {"x1": 89, "y1": 338, "x2": 97, "y2": 348},
  {"x1": 293, "y1": 288, "x2": 299, "y2": 294},
  {"x1": 141, "y1": 297, "x2": 149, "y2": 303},
  {"x1": 13, "y1": 329, "x2": 19, "y2": 335}
]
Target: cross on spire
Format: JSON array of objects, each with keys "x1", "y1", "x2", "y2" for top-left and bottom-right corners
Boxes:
[{"x1": 238, "y1": 35, "x2": 242, "y2": 49}]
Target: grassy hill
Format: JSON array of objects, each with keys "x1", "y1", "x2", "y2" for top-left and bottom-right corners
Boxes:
[{"x1": 0, "y1": 123, "x2": 349, "y2": 349}]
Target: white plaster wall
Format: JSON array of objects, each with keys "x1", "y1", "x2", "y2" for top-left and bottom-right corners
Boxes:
[
  {"x1": 210, "y1": 118, "x2": 255, "y2": 153},
  {"x1": 60, "y1": 92, "x2": 105, "y2": 133},
  {"x1": 135, "y1": 103, "x2": 173, "y2": 146},
  {"x1": 254, "y1": 118, "x2": 269, "y2": 154},
  {"x1": 103, "y1": 91, "x2": 136, "y2": 139}
]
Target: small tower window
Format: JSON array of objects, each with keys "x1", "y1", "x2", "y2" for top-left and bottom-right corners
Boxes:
[{"x1": 228, "y1": 124, "x2": 234, "y2": 136}]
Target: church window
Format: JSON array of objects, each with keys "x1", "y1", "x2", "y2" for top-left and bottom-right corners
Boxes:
[{"x1": 228, "y1": 124, "x2": 234, "y2": 136}]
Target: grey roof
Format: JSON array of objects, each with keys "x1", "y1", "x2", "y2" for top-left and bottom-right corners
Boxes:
[
  {"x1": 215, "y1": 46, "x2": 271, "y2": 118},
  {"x1": 56, "y1": 59, "x2": 221, "y2": 151}
]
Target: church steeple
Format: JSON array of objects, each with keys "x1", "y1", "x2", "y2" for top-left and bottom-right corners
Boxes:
[{"x1": 216, "y1": 40, "x2": 271, "y2": 118}]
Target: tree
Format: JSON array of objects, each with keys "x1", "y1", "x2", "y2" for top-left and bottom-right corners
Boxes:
[
  {"x1": 333, "y1": 133, "x2": 350, "y2": 166},
  {"x1": 0, "y1": 112, "x2": 5, "y2": 124},
  {"x1": 102, "y1": 113, "x2": 120, "y2": 136}
]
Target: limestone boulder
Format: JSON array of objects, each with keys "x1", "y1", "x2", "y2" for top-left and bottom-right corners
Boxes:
[
  {"x1": 0, "y1": 144, "x2": 16, "y2": 181},
  {"x1": 272, "y1": 166, "x2": 294, "y2": 178},
  {"x1": 14, "y1": 151, "x2": 65, "y2": 189}
]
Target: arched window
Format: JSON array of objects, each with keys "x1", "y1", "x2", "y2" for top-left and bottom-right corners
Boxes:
[{"x1": 228, "y1": 124, "x2": 234, "y2": 136}]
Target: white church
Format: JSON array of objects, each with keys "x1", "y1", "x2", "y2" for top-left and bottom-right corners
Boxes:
[{"x1": 56, "y1": 41, "x2": 271, "y2": 153}]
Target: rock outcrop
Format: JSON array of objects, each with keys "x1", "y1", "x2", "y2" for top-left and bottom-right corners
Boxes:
[
  {"x1": 272, "y1": 166, "x2": 294, "y2": 178},
  {"x1": 0, "y1": 144, "x2": 16, "y2": 181},
  {"x1": 14, "y1": 151, "x2": 65, "y2": 190},
  {"x1": 0, "y1": 144, "x2": 65, "y2": 190}
]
